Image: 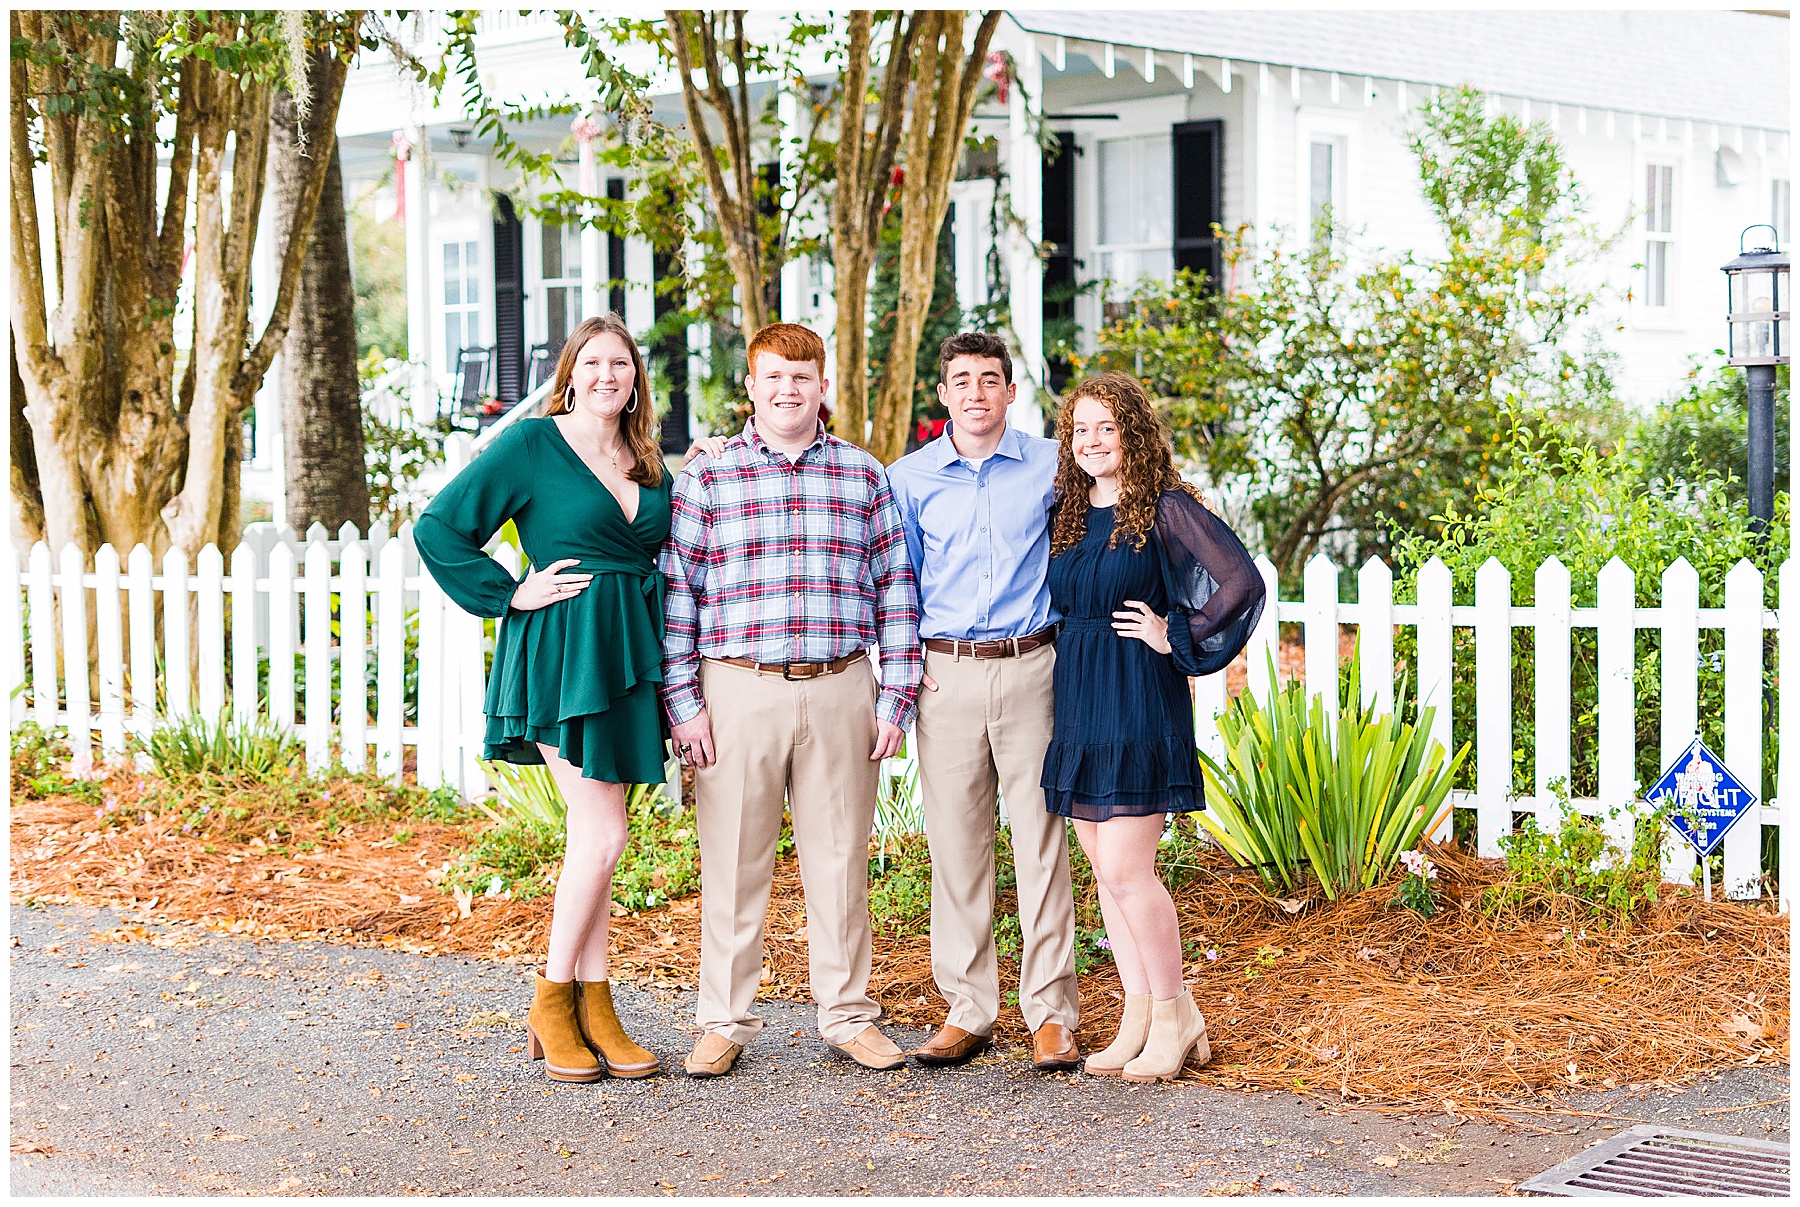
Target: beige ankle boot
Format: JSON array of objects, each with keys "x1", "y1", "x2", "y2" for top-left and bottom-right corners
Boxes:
[
  {"x1": 1082, "y1": 993, "x2": 1152, "y2": 1077},
  {"x1": 525, "y1": 973, "x2": 603, "y2": 1082},
  {"x1": 1120, "y1": 992, "x2": 1209, "y2": 1083}
]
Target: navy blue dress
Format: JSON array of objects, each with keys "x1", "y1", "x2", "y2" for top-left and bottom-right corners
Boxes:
[{"x1": 1042, "y1": 505, "x2": 1202, "y2": 820}]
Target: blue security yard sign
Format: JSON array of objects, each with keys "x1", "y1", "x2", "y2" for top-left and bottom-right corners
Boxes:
[{"x1": 1645, "y1": 737, "x2": 1758, "y2": 857}]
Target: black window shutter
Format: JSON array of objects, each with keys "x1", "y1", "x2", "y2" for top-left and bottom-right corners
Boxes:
[
  {"x1": 1172, "y1": 120, "x2": 1223, "y2": 289},
  {"x1": 756, "y1": 161, "x2": 781, "y2": 320},
  {"x1": 606, "y1": 177, "x2": 627, "y2": 317},
  {"x1": 1042, "y1": 131, "x2": 1078, "y2": 392},
  {"x1": 652, "y1": 237, "x2": 689, "y2": 454},
  {"x1": 491, "y1": 193, "x2": 526, "y2": 404}
]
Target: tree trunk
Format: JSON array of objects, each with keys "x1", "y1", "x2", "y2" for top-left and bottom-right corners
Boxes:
[
  {"x1": 11, "y1": 340, "x2": 45, "y2": 546},
  {"x1": 273, "y1": 61, "x2": 370, "y2": 535},
  {"x1": 866, "y1": 10, "x2": 1000, "y2": 465}
]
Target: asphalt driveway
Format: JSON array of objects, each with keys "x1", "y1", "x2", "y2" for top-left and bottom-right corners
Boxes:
[{"x1": 9, "y1": 904, "x2": 1789, "y2": 1196}]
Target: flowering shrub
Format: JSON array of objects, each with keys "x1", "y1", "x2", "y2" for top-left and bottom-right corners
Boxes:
[{"x1": 1391, "y1": 849, "x2": 1439, "y2": 917}]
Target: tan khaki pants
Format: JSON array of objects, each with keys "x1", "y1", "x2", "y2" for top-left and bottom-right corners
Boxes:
[
  {"x1": 915, "y1": 642, "x2": 1078, "y2": 1034},
  {"x1": 692, "y1": 657, "x2": 882, "y2": 1048}
]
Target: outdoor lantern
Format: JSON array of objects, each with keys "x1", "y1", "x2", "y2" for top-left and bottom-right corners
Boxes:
[
  {"x1": 1722, "y1": 225, "x2": 1789, "y2": 367},
  {"x1": 1721, "y1": 225, "x2": 1790, "y2": 540}
]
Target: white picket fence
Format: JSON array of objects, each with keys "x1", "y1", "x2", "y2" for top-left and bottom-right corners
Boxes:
[
  {"x1": 6, "y1": 522, "x2": 499, "y2": 803},
  {"x1": 6, "y1": 538, "x2": 1790, "y2": 905}
]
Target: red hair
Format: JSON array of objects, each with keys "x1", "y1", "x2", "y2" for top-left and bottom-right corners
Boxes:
[{"x1": 746, "y1": 322, "x2": 826, "y2": 378}]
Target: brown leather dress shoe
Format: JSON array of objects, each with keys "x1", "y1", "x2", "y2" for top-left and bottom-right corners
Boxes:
[
  {"x1": 1032, "y1": 1023, "x2": 1081, "y2": 1071},
  {"x1": 826, "y1": 1025, "x2": 907, "y2": 1070},
  {"x1": 912, "y1": 1024, "x2": 991, "y2": 1067},
  {"x1": 683, "y1": 1031, "x2": 743, "y2": 1079}
]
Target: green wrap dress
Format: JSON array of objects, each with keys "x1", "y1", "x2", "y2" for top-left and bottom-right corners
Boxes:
[{"x1": 414, "y1": 416, "x2": 673, "y2": 785}]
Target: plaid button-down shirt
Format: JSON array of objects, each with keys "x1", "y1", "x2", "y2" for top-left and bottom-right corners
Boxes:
[{"x1": 659, "y1": 419, "x2": 922, "y2": 728}]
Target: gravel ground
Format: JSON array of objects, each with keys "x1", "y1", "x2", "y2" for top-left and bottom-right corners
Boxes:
[{"x1": 9, "y1": 903, "x2": 1789, "y2": 1197}]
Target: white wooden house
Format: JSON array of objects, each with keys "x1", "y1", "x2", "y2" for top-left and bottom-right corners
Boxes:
[{"x1": 244, "y1": 8, "x2": 1791, "y2": 515}]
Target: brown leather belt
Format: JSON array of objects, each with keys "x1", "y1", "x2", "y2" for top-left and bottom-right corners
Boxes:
[
  {"x1": 923, "y1": 624, "x2": 1059, "y2": 660},
  {"x1": 710, "y1": 649, "x2": 868, "y2": 680}
]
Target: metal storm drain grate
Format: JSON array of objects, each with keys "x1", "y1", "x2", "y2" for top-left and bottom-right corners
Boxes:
[{"x1": 1519, "y1": 1125, "x2": 1789, "y2": 1197}]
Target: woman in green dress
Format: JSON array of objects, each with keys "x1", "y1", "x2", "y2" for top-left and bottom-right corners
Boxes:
[{"x1": 415, "y1": 313, "x2": 672, "y2": 1083}]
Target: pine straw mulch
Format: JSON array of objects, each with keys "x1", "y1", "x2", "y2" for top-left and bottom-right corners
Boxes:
[{"x1": 10, "y1": 770, "x2": 1788, "y2": 1126}]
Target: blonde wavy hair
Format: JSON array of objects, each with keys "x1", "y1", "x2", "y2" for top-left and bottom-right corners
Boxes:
[
  {"x1": 1050, "y1": 371, "x2": 1202, "y2": 554},
  {"x1": 542, "y1": 312, "x2": 663, "y2": 488}
]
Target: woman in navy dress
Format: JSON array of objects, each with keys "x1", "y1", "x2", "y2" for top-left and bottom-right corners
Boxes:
[{"x1": 1040, "y1": 372, "x2": 1264, "y2": 1082}]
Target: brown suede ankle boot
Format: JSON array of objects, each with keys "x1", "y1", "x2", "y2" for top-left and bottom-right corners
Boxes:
[
  {"x1": 526, "y1": 973, "x2": 603, "y2": 1082},
  {"x1": 576, "y1": 980, "x2": 660, "y2": 1078}
]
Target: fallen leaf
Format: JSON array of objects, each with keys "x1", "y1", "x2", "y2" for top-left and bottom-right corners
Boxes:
[
  {"x1": 1723, "y1": 1014, "x2": 1764, "y2": 1041},
  {"x1": 454, "y1": 1073, "x2": 476, "y2": 1083},
  {"x1": 1373, "y1": 1155, "x2": 1400, "y2": 1169},
  {"x1": 1264, "y1": 1179, "x2": 1297, "y2": 1193},
  {"x1": 1274, "y1": 899, "x2": 1305, "y2": 915}
]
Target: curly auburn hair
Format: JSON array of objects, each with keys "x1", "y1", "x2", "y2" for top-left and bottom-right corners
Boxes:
[{"x1": 1050, "y1": 371, "x2": 1202, "y2": 555}]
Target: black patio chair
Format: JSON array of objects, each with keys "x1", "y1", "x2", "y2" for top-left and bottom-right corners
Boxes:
[
  {"x1": 451, "y1": 346, "x2": 493, "y2": 429},
  {"x1": 526, "y1": 342, "x2": 556, "y2": 395}
]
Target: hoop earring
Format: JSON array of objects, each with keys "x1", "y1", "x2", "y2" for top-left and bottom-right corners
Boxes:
[
  {"x1": 564, "y1": 385, "x2": 575, "y2": 412},
  {"x1": 626, "y1": 387, "x2": 638, "y2": 414}
]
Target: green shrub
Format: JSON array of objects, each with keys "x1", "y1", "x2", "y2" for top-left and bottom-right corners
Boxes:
[
  {"x1": 456, "y1": 768, "x2": 699, "y2": 910},
  {"x1": 1198, "y1": 658, "x2": 1467, "y2": 899},
  {"x1": 1391, "y1": 422, "x2": 1786, "y2": 808},
  {"x1": 868, "y1": 834, "x2": 933, "y2": 938},
  {"x1": 10, "y1": 721, "x2": 87, "y2": 801},
  {"x1": 445, "y1": 818, "x2": 566, "y2": 902},
  {"x1": 148, "y1": 710, "x2": 304, "y2": 782},
  {"x1": 1488, "y1": 792, "x2": 1668, "y2": 920}
]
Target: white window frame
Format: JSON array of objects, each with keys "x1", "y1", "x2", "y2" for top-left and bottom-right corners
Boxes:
[
  {"x1": 1293, "y1": 109, "x2": 1360, "y2": 252},
  {"x1": 1091, "y1": 130, "x2": 1176, "y2": 298},
  {"x1": 438, "y1": 237, "x2": 483, "y2": 377},
  {"x1": 424, "y1": 157, "x2": 494, "y2": 387},
  {"x1": 533, "y1": 213, "x2": 584, "y2": 352},
  {"x1": 1069, "y1": 95, "x2": 1187, "y2": 338},
  {"x1": 1634, "y1": 153, "x2": 1682, "y2": 328},
  {"x1": 1773, "y1": 176, "x2": 1792, "y2": 248}
]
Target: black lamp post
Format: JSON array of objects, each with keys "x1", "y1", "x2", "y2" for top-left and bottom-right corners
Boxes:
[{"x1": 1721, "y1": 225, "x2": 1790, "y2": 541}]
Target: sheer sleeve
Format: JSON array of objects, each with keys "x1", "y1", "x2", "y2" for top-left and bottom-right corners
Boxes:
[
  {"x1": 1153, "y1": 489, "x2": 1266, "y2": 677},
  {"x1": 413, "y1": 423, "x2": 533, "y2": 618}
]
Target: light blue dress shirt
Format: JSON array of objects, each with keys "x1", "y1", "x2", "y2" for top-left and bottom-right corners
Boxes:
[{"x1": 887, "y1": 422, "x2": 1061, "y2": 642}]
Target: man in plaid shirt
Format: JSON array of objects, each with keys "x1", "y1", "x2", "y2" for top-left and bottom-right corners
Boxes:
[{"x1": 660, "y1": 323, "x2": 921, "y2": 1080}]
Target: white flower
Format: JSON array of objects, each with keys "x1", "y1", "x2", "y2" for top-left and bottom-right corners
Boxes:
[{"x1": 484, "y1": 875, "x2": 505, "y2": 898}]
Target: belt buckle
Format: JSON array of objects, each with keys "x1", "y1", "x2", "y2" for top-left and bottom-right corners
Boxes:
[{"x1": 783, "y1": 662, "x2": 814, "y2": 681}]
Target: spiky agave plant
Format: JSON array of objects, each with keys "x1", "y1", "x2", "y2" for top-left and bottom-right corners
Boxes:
[{"x1": 1198, "y1": 654, "x2": 1467, "y2": 899}]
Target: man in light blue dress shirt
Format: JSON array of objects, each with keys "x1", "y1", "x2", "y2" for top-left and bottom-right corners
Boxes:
[{"x1": 887, "y1": 332, "x2": 1081, "y2": 1072}]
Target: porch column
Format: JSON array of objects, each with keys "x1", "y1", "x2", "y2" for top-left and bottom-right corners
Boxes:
[
  {"x1": 778, "y1": 86, "x2": 807, "y2": 324},
  {"x1": 402, "y1": 124, "x2": 434, "y2": 422},
  {"x1": 576, "y1": 115, "x2": 604, "y2": 320},
  {"x1": 1006, "y1": 34, "x2": 1046, "y2": 435}
]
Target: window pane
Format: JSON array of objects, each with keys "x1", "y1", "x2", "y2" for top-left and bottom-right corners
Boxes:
[
  {"x1": 565, "y1": 224, "x2": 582, "y2": 280},
  {"x1": 1098, "y1": 139, "x2": 1132, "y2": 245},
  {"x1": 542, "y1": 221, "x2": 564, "y2": 280},
  {"x1": 1135, "y1": 135, "x2": 1171, "y2": 245},
  {"x1": 1098, "y1": 135, "x2": 1171, "y2": 247},
  {"x1": 443, "y1": 243, "x2": 461, "y2": 306},
  {"x1": 445, "y1": 314, "x2": 461, "y2": 367},
  {"x1": 1774, "y1": 179, "x2": 1791, "y2": 245},
  {"x1": 1645, "y1": 166, "x2": 1673, "y2": 234},
  {"x1": 1645, "y1": 241, "x2": 1666, "y2": 307},
  {"x1": 1310, "y1": 141, "x2": 1335, "y2": 228},
  {"x1": 547, "y1": 288, "x2": 568, "y2": 345},
  {"x1": 463, "y1": 242, "x2": 480, "y2": 305}
]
